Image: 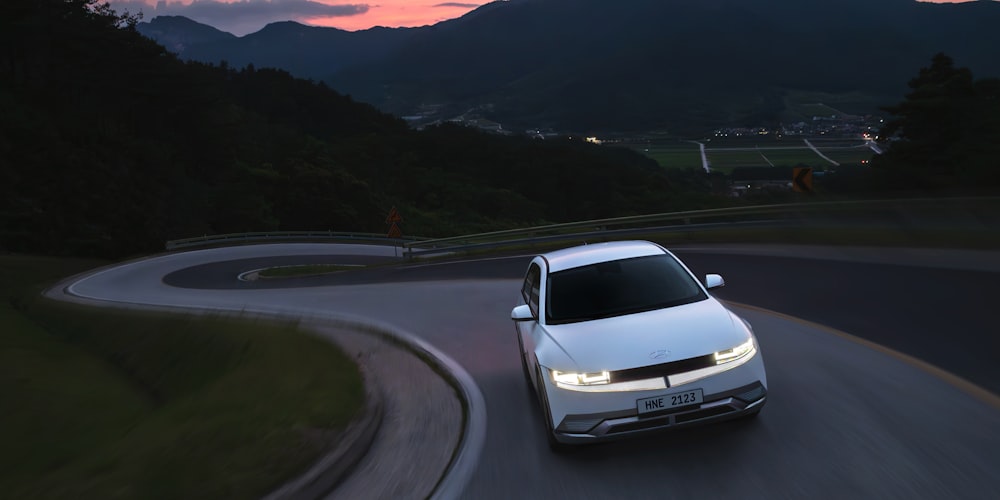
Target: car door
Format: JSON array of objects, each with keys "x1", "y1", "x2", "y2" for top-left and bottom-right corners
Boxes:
[{"x1": 516, "y1": 262, "x2": 546, "y2": 389}]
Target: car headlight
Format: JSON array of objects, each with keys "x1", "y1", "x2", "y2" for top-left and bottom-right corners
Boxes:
[
  {"x1": 551, "y1": 369, "x2": 610, "y2": 388},
  {"x1": 713, "y1": 337, "x2": 755, "y2": 364}
]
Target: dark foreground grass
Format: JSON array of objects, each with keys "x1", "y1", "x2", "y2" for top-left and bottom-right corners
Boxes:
[{"x1": 0, "y1": 256, "x2": 364, "y2": 499}]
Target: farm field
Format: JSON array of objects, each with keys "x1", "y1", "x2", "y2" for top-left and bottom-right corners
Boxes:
[{"x1": 625, "y1": 136, "x2": 876, "y2": 172}]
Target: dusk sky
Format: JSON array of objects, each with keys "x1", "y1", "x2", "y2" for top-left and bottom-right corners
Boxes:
[
  {"x1": 109, "y1": 0, "x2": 492, "y2": 36},
  {"x1": 109, "y1": 0, "x2": 976, "y2": 37}
]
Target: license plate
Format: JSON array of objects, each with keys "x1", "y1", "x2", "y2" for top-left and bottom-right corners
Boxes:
[{"x1": 637, "y1": 389, "x2": 704, "y2": 415}]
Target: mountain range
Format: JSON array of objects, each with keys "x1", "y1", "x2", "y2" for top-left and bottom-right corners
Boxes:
[{"x1": 137, "y1": 0, "x2": 1000, "y2": 134}]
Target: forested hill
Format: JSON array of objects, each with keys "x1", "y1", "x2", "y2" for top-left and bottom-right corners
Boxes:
[
  {"x1": 137, "y1": 0, "x2": 1000, "y2": 134},
  {"x1": 0, "y1": 0, "x2": 711, "y2": 258},
  {"x1": 139, "y1": 15, "x2": 418, "y2": 82},
  {"x1": 332, "y1": 0, "x2": 1000, "y2": 133}
]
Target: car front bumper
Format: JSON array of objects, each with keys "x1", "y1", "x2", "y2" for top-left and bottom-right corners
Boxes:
[{"x1": 545, "y1": 353, "x2": 767, "y2": 443}]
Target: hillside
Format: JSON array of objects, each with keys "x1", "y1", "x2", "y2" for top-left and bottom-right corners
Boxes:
[
  {"x1": 136, "y1": 0, "x2": 1000, "y2": 134},
  {"x1": 332, "y1": 0, "x2": 1000, "y2": 133},
  {"x1": 1, "y1": 0, "x2": 708, "y2": 258}
]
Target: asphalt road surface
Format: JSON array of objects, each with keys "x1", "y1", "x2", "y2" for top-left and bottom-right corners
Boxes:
[{"x1": 68, "y1": 243, "x2": 1000, "y2": 499}]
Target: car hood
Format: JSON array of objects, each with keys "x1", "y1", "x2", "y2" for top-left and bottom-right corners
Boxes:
[{"x1": 541, "y1": 298, "x2": 749, "y2": 372}]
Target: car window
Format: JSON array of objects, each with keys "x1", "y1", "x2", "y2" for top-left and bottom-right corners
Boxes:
[
  {"x1": 545, "y1": 254, "x2": 706, "y2": 324},
  {"x1": 522, "y1": 263, "x2": 541, "y2": 318}
]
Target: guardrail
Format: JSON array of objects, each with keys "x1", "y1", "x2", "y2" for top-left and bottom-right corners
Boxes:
[
  {"x1": 165, "y1": 196, "x2": 999, "y2": 255},
  {"x1": 401, "y1": 196, "x2": 1000, "y2": 257},
  {"x1": 165, "y1": 231, "x2": 421, "y2": 250}
]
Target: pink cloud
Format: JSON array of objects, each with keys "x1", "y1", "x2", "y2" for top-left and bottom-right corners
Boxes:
[
  {"x1": 308, "y1": 1, "x2": 490, "y2": 31},
  {"x1": 109, "y1": 0, "x2": 491, "y2": 34}
]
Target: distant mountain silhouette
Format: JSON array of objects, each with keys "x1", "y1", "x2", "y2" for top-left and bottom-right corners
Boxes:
[
  {"x1": 137, "y1": 0, "x2": 1000, "y2": 133},
  {"x1": 138, "y1": 16, "x2": 235, "y2": 54},
  {"x1": 139, "y1": 17, "x2": 416, "y2": 80}
]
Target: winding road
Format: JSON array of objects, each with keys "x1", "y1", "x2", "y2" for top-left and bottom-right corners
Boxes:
[{"x1": 56, "y1": 243, "x2": 1000, "y2": 499}]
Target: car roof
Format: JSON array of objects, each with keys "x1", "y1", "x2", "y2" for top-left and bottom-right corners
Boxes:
[{"x1": 541, "y1": 240, "x2": 667, "y2": 273}]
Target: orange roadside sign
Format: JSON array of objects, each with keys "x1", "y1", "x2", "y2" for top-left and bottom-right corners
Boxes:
[
  {"x1": 386, "y1": 206, "x2": 403, "y2": 223},
  {"x1": 385, "y1": 206, "x2": 403, "y2": 238},
  {"x1": 793, "y1": 167, "x2": 813, "y2": 193}
]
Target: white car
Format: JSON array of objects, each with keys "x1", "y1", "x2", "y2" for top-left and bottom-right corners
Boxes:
[{"x1": 511, "y1": 240, "x2": 767, "y2": 449}]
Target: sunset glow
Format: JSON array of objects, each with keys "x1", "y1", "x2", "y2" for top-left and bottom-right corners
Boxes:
[
  {"x1": 109, "y1": 0, "x2": 982, "y2": 36},
  {"x1": 309, "y1": 1, "x2": 492, "y2": 32},
  {"x1": 109, "y1": 0, "x2": 493, "y2": 36}
]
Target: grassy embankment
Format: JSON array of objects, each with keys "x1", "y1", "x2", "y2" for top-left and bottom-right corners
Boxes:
[{"x1": 1, "y1": 256, "x2": 364, "y2": 499}]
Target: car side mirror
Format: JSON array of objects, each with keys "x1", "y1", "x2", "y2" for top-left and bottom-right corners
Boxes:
[
  {"x1": 705, "y1": 274, "x2": 725, "y2": 290},
  {"x1": 511, "y1": 304, "x2": 534, "y2": 321}
]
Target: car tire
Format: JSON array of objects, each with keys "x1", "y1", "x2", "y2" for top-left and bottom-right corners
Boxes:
[{"x1": 536, "y1": 367, "x2": 570, "y2": 453}]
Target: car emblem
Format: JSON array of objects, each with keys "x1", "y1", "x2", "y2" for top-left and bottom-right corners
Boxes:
[{"x1": 649, "y1": 349, "x2": 670, "y2": 360}]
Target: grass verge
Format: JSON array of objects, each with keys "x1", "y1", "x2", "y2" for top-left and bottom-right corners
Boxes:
[{"x1": 1, "y1": 255, "x2": 364, "y2": 499}]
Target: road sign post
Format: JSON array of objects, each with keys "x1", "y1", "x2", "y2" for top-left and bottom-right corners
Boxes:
[{"x1": 385, "y1": 206, "x2": 404, "y2": 257}]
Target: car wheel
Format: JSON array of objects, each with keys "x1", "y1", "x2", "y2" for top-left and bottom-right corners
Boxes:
[{"x1": 536, "y1": 367, "x2": 570, "y2": 453}]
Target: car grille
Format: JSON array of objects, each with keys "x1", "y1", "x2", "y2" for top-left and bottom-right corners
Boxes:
[
  {"x1": 605, "y1": 404, "x2": 737, "y2": 433},
  {"x1": 673, "y1": 405, "x2": 734, "y2": 424},
  {"x1": 610, "y1": 354, "x2": 716, "y2": 385}
]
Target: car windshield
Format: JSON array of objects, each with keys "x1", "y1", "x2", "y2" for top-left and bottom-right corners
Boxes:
[{"x1": 545, "y1": 254, "x2": 707, "y2": 324}]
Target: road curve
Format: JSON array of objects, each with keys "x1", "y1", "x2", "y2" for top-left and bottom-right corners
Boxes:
[{"x1": 54, "y1": 243, "x2": 1000, "y2": 499}]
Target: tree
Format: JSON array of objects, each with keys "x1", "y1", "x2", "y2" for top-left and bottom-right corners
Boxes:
[{"x1": 874, "y1": 53, "x2": 1000, "y2": 190}]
